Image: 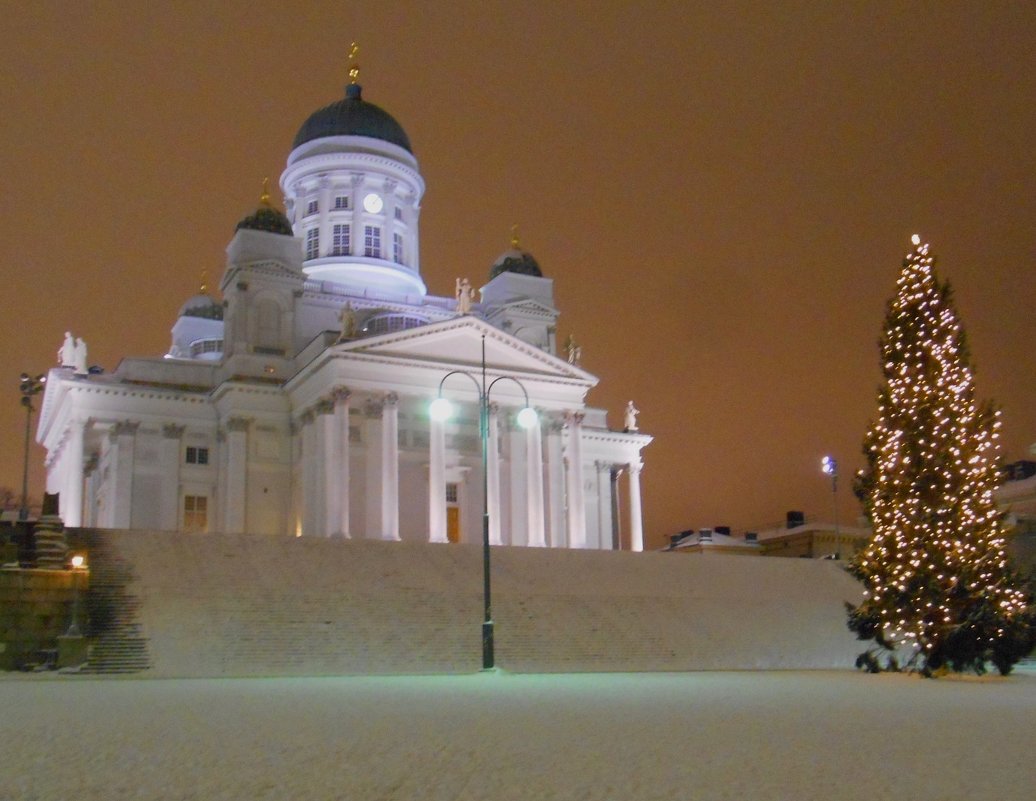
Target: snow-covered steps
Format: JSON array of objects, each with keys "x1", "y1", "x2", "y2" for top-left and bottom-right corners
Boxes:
[{"x1": 65, "y1": 529, "x2": 865, "y2": 677}]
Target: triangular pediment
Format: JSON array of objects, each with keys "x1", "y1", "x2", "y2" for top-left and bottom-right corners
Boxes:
[
  {"x1": 485, "y1": 299, "x2": 557, "y2": 318},
  {"x1": 337, "y1": 316, "x2": 594, "y2": 382}
]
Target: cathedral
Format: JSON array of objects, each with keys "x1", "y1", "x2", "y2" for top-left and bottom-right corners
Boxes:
[{"x1": 35, "y1": 62, "x2": 651, "y2": 551}]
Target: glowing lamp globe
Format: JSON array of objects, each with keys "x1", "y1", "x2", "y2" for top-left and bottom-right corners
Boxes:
[
  {"x1": 516, "y1": 406, "x2": 538, "y2": 429},
  {"x1": 821, "y1": 456, "x2": 836, "y2": 476},
  {"x1": 429, "y1": 397, "x2": 453, "y2": 422}
]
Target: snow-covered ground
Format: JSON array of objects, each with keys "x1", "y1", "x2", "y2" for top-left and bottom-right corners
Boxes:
[{"x1": 2, "y1": 669, "x2": 1033, "y2": 800}]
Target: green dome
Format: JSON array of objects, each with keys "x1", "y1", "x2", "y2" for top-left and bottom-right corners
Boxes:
[
  {"x1": 293, "y1": 84, "x2": 412, "y2": 153},
  {"x1": 179, "y1": 294, "x2": 223, "y2": 320},
  {"x1": 489, "y1": 248, "x2": 543, "y2": 280},
  {"x1": 236, "y1": 205, "x2": 293, "y2": 236}
]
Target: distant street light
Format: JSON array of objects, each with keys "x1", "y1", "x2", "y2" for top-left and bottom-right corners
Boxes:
[
  {"x1": 66, "y1": 554, "x2": 86, "y2": 637},
  {"x1": 18, "y1": 373, "x2": 46, "y2": 521},
  {"x1": 821, "y1": 455, "x2": 841, "y2": 558},
  {"x1": 431, "y1": 334, "x2": 537, "y2": 670}
]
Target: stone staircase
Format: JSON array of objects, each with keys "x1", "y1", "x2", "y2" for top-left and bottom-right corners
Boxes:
[
  {"x1": 60, "y1": 529, "x2": 866, "y2": 677},
  {"x1": 69, "y1": 529, "x2": 152, "y2": 674}
]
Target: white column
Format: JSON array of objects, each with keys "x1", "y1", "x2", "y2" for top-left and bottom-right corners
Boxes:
[
  {"x1": 298, "y1": 414, "x2": 314, "y2": 536},
  {"x1": 317, "y1": 400, "x2": 336, "y2": 537},
  {"x1": 565, "y1": 412, "x2": 586, "y2": 548},
  {"x1": 61, "y1": 419, "x2": 86, "y2": 527},
  {"x1": 363, "y1": 400, "x2": 382, "y2": 539},
  {"x1": 487, "y1": 404, "x2": 502, "y2": 545},
  {"x1": 508, "y1": 413, "x2": 528, "y2": 546},
  {"x1": 110, "y1": 421, "x2": 137, "y2": 529},
  {"x1": 318, "y1": 176, "x2": 332, "y2": 257},
  {"x1": 628, "y1": 463, "x2": 644, "y2": 553},
  {"x1": 160, "y1": 424, "x2": 184, "y2": 531},
  {"x1": 545, "y1": 418, "x2": 565, "y2": 547},
  {"x1": 225, "y1": 417, "x2": 249, "y2": 534},
  {"x1": 83, "y1": 455, "x2": 99, "y2": 528},
  {"x1": 381, "y1": 393, "x2": 400, "y2": 541},
  {"x1": 525, "y1": 414, "x2": 546, "y2": 547},
  {"x1": 429, "y1": 411, "x2": 447, "y2": 543},
  {"x1": 332, "y1": 388, "x2": 351, "y2": 538},
  {"x1": 596, "y1": 461, "x2": 613, "y2": 551}
]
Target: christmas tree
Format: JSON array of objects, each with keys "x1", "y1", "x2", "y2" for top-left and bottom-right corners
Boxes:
[{"x1": 847, "y1": 235, "x2": 1036, "y2": 676}]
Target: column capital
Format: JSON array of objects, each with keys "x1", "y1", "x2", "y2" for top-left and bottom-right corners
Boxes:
[
  {"x1": 299, "y1": 409, "x2": 315, "y2": 426},
  {"x1": 314, "y1": 399, "x2": 335, "y2": 416},
  {"x1": 363, "y1": 398, "x2": 383, "y2": 419},
  {"x1": 628, "y1": 462, "x2": 643, "y2": 476},
  {"x1": 566, "y1": 411, "x2": 585, "y2": 427},
  {"x1": 350, "y1": 172, "x2": 365, "y2": 187},
  {"x1": 383, "y1": 391, "x2": 399, "y2": 408},
  {"x1": 330, "y1": 386, "x2": 352, "y2": 405},
  {"x1": 112, "y1": 420, "x2": 139, "y2": 438},
  {"x1": 226, "y1": 416, "x2": 252, "y2": 433},
  {"x1": 162, "y1": 423, "x2": 186, "y2": 439},
  {"x1": 595, "y1": 460, "x2": 612, "y2": 473}
]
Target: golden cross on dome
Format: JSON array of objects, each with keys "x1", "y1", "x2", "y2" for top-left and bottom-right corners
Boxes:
[
  {"x1": 510, "y1": 224, "x2": 520, "y2": 249},
  {"x1": 260, "y1": 177, "x2": 272, "y2": 207},
  {"x1": 348, "y1": 42, "x2": 361, "y2": 84},
  {"x1": 199, "y1": 268, "x2": 209, "y2": 295}
]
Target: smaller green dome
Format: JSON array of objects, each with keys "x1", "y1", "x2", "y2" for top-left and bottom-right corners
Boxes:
[
  {"x1": 236, "y1": 205, "x2": 293, "y2": 237},
  {"x1": 179, "y1": 294, "x2": 223, "y2": 320},
  {"x1": 489, "y1": 248, "x2": 543, "y2": 280}
]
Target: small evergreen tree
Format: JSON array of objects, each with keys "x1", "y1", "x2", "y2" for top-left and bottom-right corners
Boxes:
[{"x1": 847, "y1": 235, "x2": 1036, "y2": 676}]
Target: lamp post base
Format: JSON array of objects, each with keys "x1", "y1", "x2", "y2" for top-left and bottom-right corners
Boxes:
[{"x1": 481, "y1": 620, "x2": 494, "y2": 670}]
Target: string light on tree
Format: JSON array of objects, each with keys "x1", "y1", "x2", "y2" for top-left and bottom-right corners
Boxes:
[{"x1": 846, "y1": 235, "x2": 1036, "y2": 676}]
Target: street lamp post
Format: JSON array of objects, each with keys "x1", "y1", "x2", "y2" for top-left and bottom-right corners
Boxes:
[
  {"x1": 821, "y1": 455, "x2": 841, "y2": 558},
  {"x1": 66, "y1": 554, "x2": 86, "y2": 637},
  {"x1": 18, "y1": 373, "x2": 46, "y2": 521},
  {"x1": 430, "y1": 334, "x2": 537, "y2": 670}
]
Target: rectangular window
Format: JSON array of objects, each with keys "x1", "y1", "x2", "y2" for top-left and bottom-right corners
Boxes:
[
  {"x1": 364, "y1": 225, "x2": 381, "y2": 258},
  {"x1": 334, "y1": 195, "x2": 350, "y2": 210},
  {"x1": 445, "y1": 483, "x2": 459, "y2": 504},
  {"x1": 394, "y1": 207, "x2": 403, "y2": 221},
  {"x1": 306, "y1": 199, "x2": 319, "y2": 216},
  {"x1": 306, "y1": 228, "x2": 320, "y2": 259},
  {"x1": 183, "y1": 495, "x2": 208, "y2": 533},
  {"x1": 393, "y1": 232, "x2": 404, "y2": 264},
  {"x1": 331, "y1": 224, "x2": 351, "y2": 256},
  {"x1": 185, "y1": 446, "x2": 209, "y2": 465}
]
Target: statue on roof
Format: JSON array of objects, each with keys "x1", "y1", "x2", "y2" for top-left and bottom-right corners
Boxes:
[
  {"x1": 455, "y1": 277, "x2": 475, "y2": 315},
  {"x1": 337, "y1": 302, "x2": 357, "y2": 342},
  {"x1": 73, "y1": 337, "x2": 88, "y2": 376},
  {"x1": 624, "y1": 400, "x2": 640, "y2": 433},
  {"x1": 58, "y1": 331, "x2": 75, "y2": 367},
  {"x1": 564, "y1": 334, "x2": 582, "y2": 366}
]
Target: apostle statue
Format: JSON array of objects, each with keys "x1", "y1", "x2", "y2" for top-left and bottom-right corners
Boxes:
[
  {"x1": 455, "y1": 278, "x2": 475, "y2": 315},
  {"x1": 624, "y1": 400, "x2": 640, "y2": 433},
  {"x1": 564, "y1": 334, "x2": 582, "y2": 366},
  {"x1": 58, "y1": 331, "x2": 75, "y2": 367},
  {"x1": 337, "y1": 302, "x2": 357, "y2": 342},
  {"x1": 73, "y1": 337, "x2": 88, "y2": 375}
]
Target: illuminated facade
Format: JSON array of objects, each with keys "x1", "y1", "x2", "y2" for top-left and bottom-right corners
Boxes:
[{"x1": 36, "y1": 71, "x2": 651, "y2": 550}]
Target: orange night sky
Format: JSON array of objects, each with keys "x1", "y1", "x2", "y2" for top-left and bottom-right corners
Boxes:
[{"x1": 2, "y1": 2, "x2": 1034, "y2": 547}]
